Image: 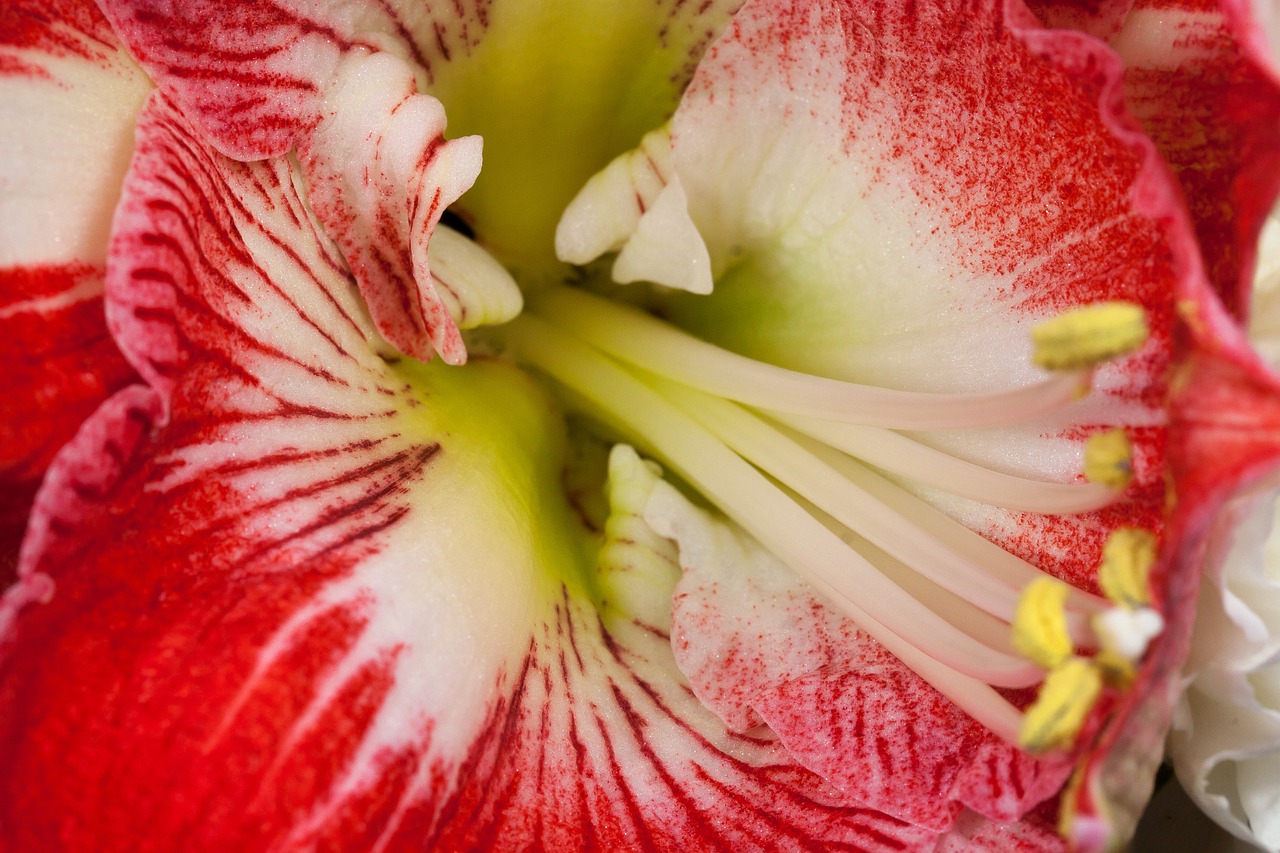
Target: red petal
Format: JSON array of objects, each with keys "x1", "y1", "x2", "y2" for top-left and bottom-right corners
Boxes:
[
  {"x1": 296, "y1": 51, "x2": 481, "y2": 364},
  {"x1": 0, "y1": 0, "x2": 118, "y2": 71},
  {"x1": 642, "y1": 0, "x2": 1209, "y2": 843},
  {"x1": 1029, "y1": 0, "x2": 1134, "y2": 40},
  {"x1": 0, "y1": 265, "x2": 136, "y2": 575},
  {"x1": 420, "y1": 594, "x2": 946, "y2": 852}
]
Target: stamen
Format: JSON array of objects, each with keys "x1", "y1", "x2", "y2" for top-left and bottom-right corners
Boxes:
[
  {"x1": 1088, "y1": 528, "x2": 1163, "y2": 686},
  {"x1": 1011, "y1": 577, "x2": 1073, "y2": 670},
  {"x1": 503, "y1": 314, "x2": 1041, "y2": 705},
  {"x1": 507, "y1": 287, "x2": 1146, "y2": 750},
  {"x1": 652, "y1": 378, "x2": 1025, "y2": 619},
  {"x1": 1019, "y1": 657, "x2": 1103, "y2": 754},
  {"x1": 1084, "y1": 429, "x2": 1133, "y2": 490},
  {"x1": 533, "y1": 286, "x2": 1094, "y2": 429},
  {"x1": 1097, "y1": 528, "x2": 1156, "y2": 609},
  {"x1": 781, "y1": 430, "x2": 1106, "y2": 632},
  {"x1": 773, "y1": 411, "x2": 1118, "y2": 514},
  {"x1": 1031, "y1": 301, "x2": 1148, "y2": 371},
  {"x1": 1011, "y1": 528, "x2": 1162, "y2": 751},
  {"x1": 824, "y1": 527, "x2": 1024, "y2": 658},
  {"x1": 648, "y1": 376, "x2": 1102, "y2": 633}
]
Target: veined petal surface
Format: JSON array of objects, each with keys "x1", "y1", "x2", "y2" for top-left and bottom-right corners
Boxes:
[
  {"x1": 646, "y1": 474, "x2": 1072, "y2": 832},
  {"x1": 3, "y1": 91, "x2": 544, "y2": 848},
  {"x1": 3, "y1": 1, "x2": 1242, "y2": 850},
  {"x1": 95, "y1": 0, "x2": 487, "y2": 363}
]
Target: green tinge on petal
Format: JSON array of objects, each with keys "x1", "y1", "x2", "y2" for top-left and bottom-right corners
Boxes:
[
  {"x1": 427, "y1": 1, "x2": 738, "y2": 282},
  {"x1": 390, "y1": 354, "x2": 602, "y2": 603}
]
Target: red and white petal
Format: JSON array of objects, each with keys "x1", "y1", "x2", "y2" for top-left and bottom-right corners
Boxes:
[
  {"x1": 0, "y1": 0, "x2": 150, "y2": 267},
  {"x1": 412, "y1": 445, "x2": 939, "y2": 850},
  {"x1": 659, "y1": 0, "x2": 1175, "y2": 394},
  {"x1": 1115, "y1": 0, "x2": 1280, "y2": 318},
  {"x1": 932, "y1": 811, "x2": 1066, "y2": 853},
  {"x1": 645, "y1": 472, "x2": 1071, "y2": 833},
  {"x1": 424, "y1": 588, "x2": 945, "y2": 852},
  {"x1": 0, "y1": 0, "x2": 151, "y2": 569},
  {"x1": 298, "y1": 49, "x2": 482, "y2": 364},
  {"x1": 570, "y1": 0, "x2": 1180, "y2": 575},
  {"x1": 1028, "y1": 0, "x2": 1135, "y2": 40},
  {"x1": 2, "y1": 92, "x2": 531, "y2": 848}
]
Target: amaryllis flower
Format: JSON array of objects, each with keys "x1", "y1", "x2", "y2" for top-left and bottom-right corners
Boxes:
[{"x1": 0, "y1": 0, "x2": 1265, "y2": 850}]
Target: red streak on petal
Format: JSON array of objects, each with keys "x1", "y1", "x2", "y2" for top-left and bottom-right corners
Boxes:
[{"x1": 0, "y1": 0, "x2": 117, "y2": 60}]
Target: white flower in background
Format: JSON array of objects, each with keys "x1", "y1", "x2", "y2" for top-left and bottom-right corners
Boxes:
[{"x1": 1169, "y1": 210, "x2": 1280, "y2": 853}]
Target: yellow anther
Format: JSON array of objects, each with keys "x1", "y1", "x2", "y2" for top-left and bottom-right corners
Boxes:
[
  {"x1": 1098, "y1": 528, "x2": 1157, "y2": 609},
  {"x1": 1031, "y1": 301, "x2": 1149, "y2": 371},
  {"x1": 1019, "y1": 657, "x2": 1103, "y2": 754},
  {"x1": 1084, "y1": 429, "x2": 1132, "y2": 490},
  {"x1": 1011, "y1": 576, "x2": 1074, "y2": 670}
]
